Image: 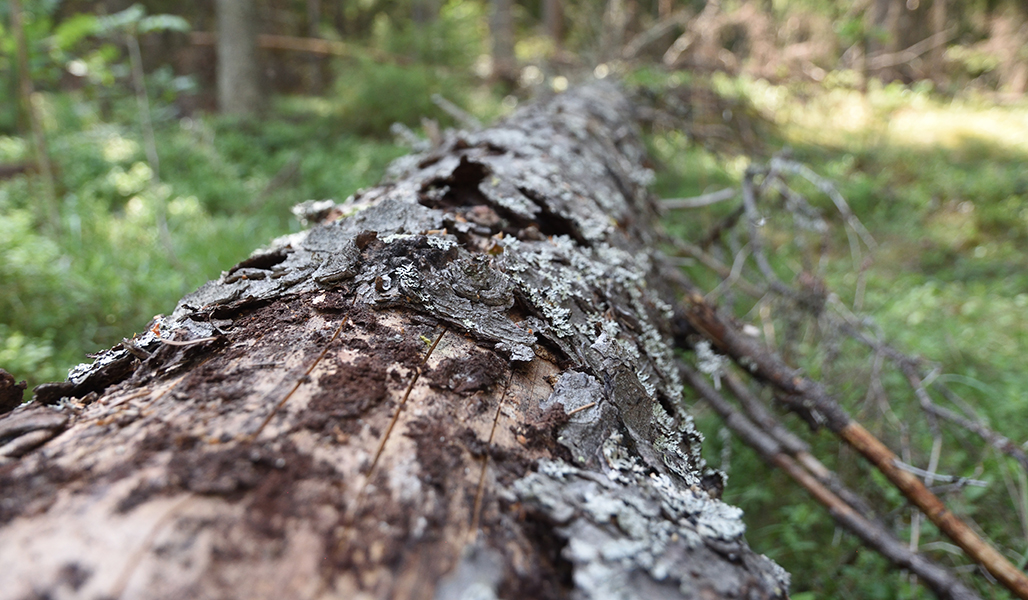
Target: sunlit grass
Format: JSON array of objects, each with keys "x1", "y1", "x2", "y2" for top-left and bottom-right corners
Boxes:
[{"x1": 887, "y1": 104, "x2": 1028, "y2": 153}]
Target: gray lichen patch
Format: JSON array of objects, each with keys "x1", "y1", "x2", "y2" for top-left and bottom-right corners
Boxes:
[
  {"x1": 540, "y1": 372, "x2": 612, "y2": 465},
  {"x1": 61, "y1": 84, "x2": 683, "y2": 425},
  {"x1": 515, "y1": 458, "x2": 790, "y2": 600}
]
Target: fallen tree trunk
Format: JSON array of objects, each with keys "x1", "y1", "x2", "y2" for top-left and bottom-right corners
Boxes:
[{"x1": 0, "y1": 84, "x2": 789, "y2": 600}]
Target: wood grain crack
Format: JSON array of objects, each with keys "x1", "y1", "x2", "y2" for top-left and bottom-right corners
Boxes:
[
  {"x1": 468, "y1": 369, "x2": 514, "y2": 542},
  {"x1": 249, "y1": 311, "x2": 352, "y2": 441}
]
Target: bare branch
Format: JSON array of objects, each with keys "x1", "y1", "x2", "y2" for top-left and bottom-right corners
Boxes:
[
  {"x1": 741, "y1": 166, "x2": 795, "y2": 297},
  {"x1": 892, "y1": 459, "x2": 989, "y2": 488},
  {"x1": 622, "y1": 9, "x2": 691, "y2": 59},
  {"x1": 431, "y1": 94, "x2": 482, "y2": 130},
  {"x1": 661, "y1": 187, "x2": 736, "y2": 209},
  {"x1": 679, "y1": 290, "x2": 1028, "y2": 599},
  {"x1": 680, "y1": 362, "x2": 982, "y2": 600},
  {"x1": 868, "y1": 27, "x2": 958, "y2": 70},
  {"x1": 826, "y1": 298, "x2": 1028, "y2": 473},
  {"x1": 770, "y1": 157, "x2": 876, "y2": 251}
]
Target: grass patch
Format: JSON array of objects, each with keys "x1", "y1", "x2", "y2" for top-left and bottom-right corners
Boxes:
[{"x1": 0, "y1": 90, "x2": 406, "y2": 390}]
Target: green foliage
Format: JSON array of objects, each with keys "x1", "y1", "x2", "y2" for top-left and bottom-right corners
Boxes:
[
  {"x1": 334, "y1": 59, "x2": 468, "y2": 136},
  {"x1": 93, "y1": 5, "x2": 189, "y2": 36},
  {"x1": 0, "y1": 2, "x2": 191, "y2": 135},
  {"x1": 372, "y1": 0, "x2": 486, "y2": 69},
  {"x1": 331, "y1": 0, "x2": 486, "y2": 137},
  {"x1": 0, "y1": 89, "x2": 404, "y2": 390},
  {"x1": 0, "y1": 3, "x2": 489, "y2": 389}
]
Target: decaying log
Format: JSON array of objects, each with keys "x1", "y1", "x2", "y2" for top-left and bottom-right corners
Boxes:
[{"x1": 0, "y1": 84, "x2": 789, "y2": 600}]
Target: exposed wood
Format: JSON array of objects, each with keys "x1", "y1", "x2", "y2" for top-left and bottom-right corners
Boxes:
[{"x1": 0, "y1": 85, "x2": 788, "y2": 600}]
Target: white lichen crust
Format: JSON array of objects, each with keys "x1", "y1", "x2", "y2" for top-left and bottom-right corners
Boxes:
[{"x1": 516, "y1": 456, "x2": 789, "y2": 600}]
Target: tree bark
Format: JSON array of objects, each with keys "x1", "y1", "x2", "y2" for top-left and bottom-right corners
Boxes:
[
  {"x1": 0, "y1": 84, "x2": 788, "y2": 600},
  {"x1": 217, "y1": 0, "x2": 262, "y2": 115}
]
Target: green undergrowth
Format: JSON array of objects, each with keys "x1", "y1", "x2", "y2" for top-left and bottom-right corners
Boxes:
[
  {"x1": 0, "y1": 91, "x2": 407, "y2": 389},
  {"x1": 0, "y1": 0, "x2": 503, "y2": 393},
  {"x1": 646, "y1": 73, "x2": 1028, "y2": 598}
]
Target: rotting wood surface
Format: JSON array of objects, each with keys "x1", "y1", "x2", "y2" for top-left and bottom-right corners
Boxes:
[{"x1": 0, "y1": 84, "x2": 789, "y2": 600}]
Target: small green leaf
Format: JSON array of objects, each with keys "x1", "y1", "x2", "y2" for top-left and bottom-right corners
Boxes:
[{"x1": 51, "y1": 14, "x2": 98, "y2": 49}]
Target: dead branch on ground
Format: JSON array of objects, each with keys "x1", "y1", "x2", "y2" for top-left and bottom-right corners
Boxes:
[{"x1": 657, "y1": 148, "x2": 1028, "y2": 599}]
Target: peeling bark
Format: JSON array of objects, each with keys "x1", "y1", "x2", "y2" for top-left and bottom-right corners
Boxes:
[{"x1": 0, "y1": 84, "x2": 788, "y2": 600}]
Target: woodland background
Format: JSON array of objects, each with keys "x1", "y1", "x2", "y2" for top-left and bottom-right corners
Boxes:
[{"x1": 2, "y1": 1, "x2": 1027, "y2": 598}]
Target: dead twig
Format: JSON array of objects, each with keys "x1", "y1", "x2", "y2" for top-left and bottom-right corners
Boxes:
[
  {"x1": 868, "y1": 27, "x2": 958, "y2": 70},
  {"x1": 661, "y1": 187, "x2": 736, "y2": 210},
  {"x1": 431, "y1": 94, "x2": 482, "y2": 131},
  {"x1": 679, "y1": 290, "x2": 1028, "y2": 599},
  {"x1": 622, "y1": 9, "x2": 691, "y2": 60},
  {"x1": 680, "y1": 362, "x2": 982, "y2": 600}
]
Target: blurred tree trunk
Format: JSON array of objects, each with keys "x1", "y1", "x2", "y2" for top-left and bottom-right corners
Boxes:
[
  {"x1": 866, "y1": 0, "x2": 897, "y2": 81},
  {"x1": 544, "y1": 0, "x2": 563, "y2": 56},
  {"x1": 929, "y1": 0, "x2": 947, "y2": 82},
  {"x1": 491, "y1": 0, "x2": 517, "y2": 85},
  {"x1": 989, "y1": 2, "x2": 1028, "y2": 93},
  {"x1": 217, "y1": 0, "x2": 262, "y2": 115},
  {"x1": 412, "y1": 0, "x2": 440, "y2": 25},
  {"x1": 882, "y1": 0, "x2": 903, "y2": 81},
  {"x1": 307, "y1": 0, "x2": 323, "y2": 94},
  {"x1": 600, "y1": 0, "x2": 630, "y2": 62},
  {"x1": 9, "y1": 0, "x2": 58, "y2": 230},
  {"x1": 0, "y1": 84, "x2": 788, "y2": 600}
]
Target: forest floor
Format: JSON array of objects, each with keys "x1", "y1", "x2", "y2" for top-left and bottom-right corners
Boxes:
[
  {"x1": 643, "y1": 72, "x2": 1028, "y2": 599},
  {"x1": 2, "y1": 71, "x2": 1027, "y2": 599}
]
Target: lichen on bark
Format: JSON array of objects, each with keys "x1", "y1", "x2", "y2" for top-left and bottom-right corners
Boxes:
[{"x1": 1, "y1": 83, "x2": 787, "y2": 600}]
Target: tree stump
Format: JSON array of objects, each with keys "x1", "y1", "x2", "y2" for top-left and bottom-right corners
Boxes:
[{"x1": 0, "y1": 84, "x2": 789, "y2": 600}]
